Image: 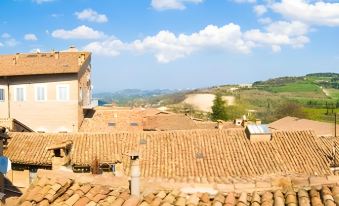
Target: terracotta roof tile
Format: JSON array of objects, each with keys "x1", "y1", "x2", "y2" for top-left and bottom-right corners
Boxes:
[
  {"x1": 6, "y1": 129, "x2": 332, "y2": 178},
  {"x1": 4, "y1": 132, "x2": 73, "y2": 166},
  {"x1": 0, "y1": 51, "x2": 90, "y2": 76},
  {"x1": 79, "y1": 108, "x2": 145, "y2": 132}
]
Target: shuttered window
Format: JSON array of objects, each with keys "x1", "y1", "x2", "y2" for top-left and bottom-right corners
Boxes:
[
  {"x1": 57, "y1": 84, "x2": 69, "y2": 101},
  {"x1": 15, "y1": 87, "x2": 25, "y2": 102},
  {"x1": 35, "y1": 85, "x2": 47, "y2": 101}
]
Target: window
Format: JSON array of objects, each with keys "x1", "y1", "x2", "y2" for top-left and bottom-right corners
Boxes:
[
  {"x1": 0, "y1": 88, "x2": 4, "y2": 101},
  {"x1": 15, "y1": 86, "x2": 26, "y2": 102},
  {"x1": 35, "y1": 85, "x2": 47, "y2": 101},
  {"x1": 108, "y1": 122, "x2": 116, "y2": 127},
  {"x1": 56, "y1": 84, "x2": 69, "y2": 101}
]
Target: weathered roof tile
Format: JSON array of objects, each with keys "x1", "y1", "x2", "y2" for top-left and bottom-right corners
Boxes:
[{"x1": 0, "y1": 51, "x2": 90, "y2": 77}]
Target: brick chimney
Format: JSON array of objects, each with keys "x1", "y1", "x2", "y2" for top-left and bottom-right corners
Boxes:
[
  {"x1": 54, "y1": 51, "x2": 59, "y2": 60},
  {"x1": 13, "y1": 53, "x2": 20, "y2": 64}
]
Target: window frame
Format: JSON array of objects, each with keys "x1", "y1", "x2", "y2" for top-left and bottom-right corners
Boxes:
[
  {"x1": 56, "y1": 84, "x2": 70, "y2": 101},
  {"x1": 0, "y1": 87, "x2": 5, "y2": 102},
  {"x1": 14, "y1": 85, "x2": 26, "y2": 102},
  {"x1": 34, "y1": 84, "x2": 47, "y2": 102}
]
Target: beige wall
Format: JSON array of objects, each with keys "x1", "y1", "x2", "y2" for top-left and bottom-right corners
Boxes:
[
  {"x1": 0, "y1": 74, "x2": 81, "y2": 133},
  {"x1": 5, "y1": 170, "x2": 30, "y2": 190}
]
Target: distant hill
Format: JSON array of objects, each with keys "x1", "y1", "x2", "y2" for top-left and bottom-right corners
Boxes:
[
  {"x1": 93, "y1": 89, "x2": 184, "y2": 106},
  {"x1": 93, "y1": 73, "x2": 339, "y2": 123}
]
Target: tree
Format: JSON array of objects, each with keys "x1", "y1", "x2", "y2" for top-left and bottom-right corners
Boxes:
[
  {"x1": 211, "y1": 93, "x2": 228, "y2": 121},
  {"x1": 275, "y1": 102, "x2": 306, "y2": 119}
]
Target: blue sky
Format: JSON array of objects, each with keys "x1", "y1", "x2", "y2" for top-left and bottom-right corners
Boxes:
[{"x1": 0, "y1": 0, "x2": 339, "y2": 92}]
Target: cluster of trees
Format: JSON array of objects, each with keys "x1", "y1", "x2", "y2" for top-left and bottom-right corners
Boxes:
[
  {"x1": 210, "y1": 93, "x2": 308, "y2": 122},
  {"x1": 253, "y1": 76, "x2": 303, "y2": 87}
]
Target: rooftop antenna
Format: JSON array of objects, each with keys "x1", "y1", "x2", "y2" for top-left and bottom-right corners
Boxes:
[{"x1": 335, "y1": 113, "x2": 337, "y2": 138}]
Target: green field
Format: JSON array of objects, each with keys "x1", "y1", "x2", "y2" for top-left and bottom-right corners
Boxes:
[
  {"x1": 303, "y1": 107, "x2": 338, "y2": 122},
  {"x1": 264, "y1": 81, "x2": 321, "y2": 93},
  {"x1": 326, "y1": 88, "x2": 339, "y2": 99}
]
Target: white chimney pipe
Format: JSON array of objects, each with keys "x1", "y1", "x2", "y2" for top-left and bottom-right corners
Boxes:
[{"x1": 130, "y1": 153, "x2": 140, "y2": 197}]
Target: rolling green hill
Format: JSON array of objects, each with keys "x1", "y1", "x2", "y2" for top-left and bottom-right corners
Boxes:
[{"x1": 94, "y1": 73, "x2": 339, "y2": 123}]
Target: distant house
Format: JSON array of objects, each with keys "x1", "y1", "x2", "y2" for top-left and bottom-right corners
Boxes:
[
  {"x1": 269, "y1": 116, "x2": 338, "y2": 136},
  {"x1": 0, "y1": 48, "x2": 93, "y2": 132}
]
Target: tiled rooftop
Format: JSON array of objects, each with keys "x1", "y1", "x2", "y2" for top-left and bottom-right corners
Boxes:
[
  {"x1": 0, "y1": 51, "x2": 90, "y2": 76},
  {"x1": 269, "y1": 116, "x2": 338, "y2": 136},
  {"x1": 142, "y1": 114, "x2": 198, "y2": 131},
  {"x1": 4, "y1": 133, "x2": 74, "y2": 166},
  {"x1": 316, "y1": 136, "x2": 339, "y2": 167},
  {"x1": 7, "y1": 174, "x2": 339, "y2": 206},
  {"x1": 5, "y1": 129, "x2": 332, "y2": 178},
  {"x1": 79, "y1": 107, "x2": 145, "y2": 132},
  {"x1": 79, "y1": 107, "x2": 238, "y2": 132}
]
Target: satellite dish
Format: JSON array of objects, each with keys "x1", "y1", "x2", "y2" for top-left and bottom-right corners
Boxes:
[{"x1": 0, "y1": 156, "x2": 11, "y2": 174}]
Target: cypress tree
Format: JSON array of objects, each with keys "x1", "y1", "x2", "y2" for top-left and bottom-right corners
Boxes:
[{"x1": 211, "y1": 93, "x2": 228, "y2": 121}]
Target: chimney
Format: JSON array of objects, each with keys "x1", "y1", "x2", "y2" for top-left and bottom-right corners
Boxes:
[
  {"x1": 68, "y1": 45, "x2": 78, "y2": 52},
  {"x1": 129, "y1": 152, "x2": 140, "y2": 197},
  {"x1": 255, "y1": 119, "x2": 261, "y2": 125},
  {"x1": 13, "y1": 53, "x2": 20, "y2": 64},
  {"x1": 54, "y1": 51, "x2": 59, "y2": 60},
  {"x1": 217, "y1": 120, "x2": 223, "y2": 129},
  {"x1": 78, "y1": 53, "x2": 86, "y2": 66}
]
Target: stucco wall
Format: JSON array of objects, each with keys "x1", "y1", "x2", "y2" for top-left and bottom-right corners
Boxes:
[
  {"x1": 0, "y1": 74, "x2": 80, "y2": 133},
  {"x1": 6, "y1": 170, "x2": 30, "y2": 190}
]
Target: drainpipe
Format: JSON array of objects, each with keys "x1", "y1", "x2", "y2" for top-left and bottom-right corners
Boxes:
[{"x1": 130, "y1": 153, "x2": 140, "y2": 197}]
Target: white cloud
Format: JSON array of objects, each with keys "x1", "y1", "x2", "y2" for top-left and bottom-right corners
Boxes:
[
  {"x1": 266, "y1": 21, "x2": 309, "y2": 37},
  {"x1": 0, "y1": 42, "x2": 3, "y2": 47},
  {"x1": 83, "y1": 37, "x2": 125, "y2": 57},
  {"x1": 51, "y1": 25, "x2": 106, "y2": 40},
  {"x1": 1, "y1": 33, "x2": 19, "y2": 47},
  {"x1": 258, "y1": 17, "x2": 272, "y2": 24},
  {"x1": 271, "y1": 45, "x2": 282, "y2": 53},
  {"x1": 51, "y1": 13, "x2": 63, "y2": 18},
  {"x1": 272, "y1": 0, "x2": 339, "y2": 26},
  {"x1": 75, "y1": 9, "x2": 108, "y2": 23},
  {"x1": 244, "y1": 21, "x2": 310, "y2": 50},
  {"x1": 1, "y1": 33, "x2": 11, "y2": 38},
  {"x1": 84, "y1": 22, "x2": 310, "y2": 62},
  {"x1": 151, "y1": 0, "x2": 203, "y2": 11},
  {"x1": 32, "y1": 0, "x2": 55, "y2": 4},
  {"x1": 5, "y1": 38, "x2": 19, "y2": 47},
  {"x1": 131, "y1": 24, "x2": 252, "y2": 62},
  {"x1": 233, "y1": 0, "x2": 256, "y2": 3},
  {"x1": 254, "y1": 5, "x2": 267, "y2": 16},
  {"x1": 24, "y1": 33, "x2": 38, "y2": 41}
]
